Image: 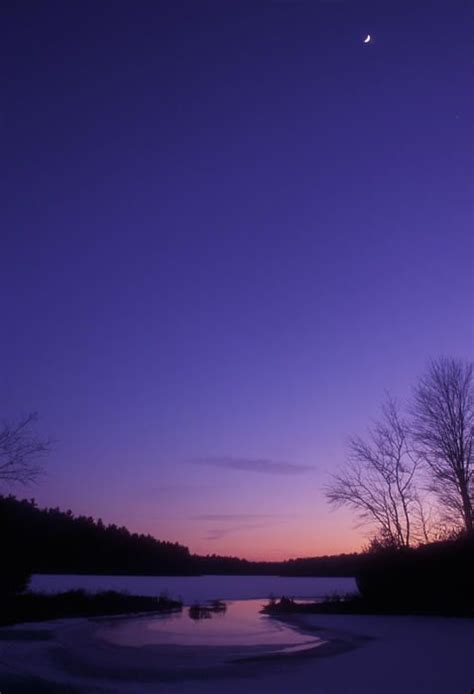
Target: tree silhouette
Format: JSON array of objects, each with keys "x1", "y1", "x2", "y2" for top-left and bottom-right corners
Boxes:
[
  {"x1": 412, "y1": 357, "x2": 473, "y2": 534},
  {"x1": 326, "y1": 398, "x2": 425, "y2": 548},
  {"x1": 1, "y1": 495, "x2": 364, "y2": 576},
  {"x1": 0, "y1": 413, "x2": 51, "y2": 487}
]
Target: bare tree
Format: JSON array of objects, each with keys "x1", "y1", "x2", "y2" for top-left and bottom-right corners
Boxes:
[
  {"x1": 326, "y1": 398, "x2": 423, "y2": 548},
  {"x1": 412, "y1": 357, "x2": 473, "y2": 534},
  {"x1": 0, "y1": 413, "x2": 50, "y2": 486}
]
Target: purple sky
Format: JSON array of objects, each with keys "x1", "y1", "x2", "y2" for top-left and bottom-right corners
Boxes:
[{"x1": 1, "y1": 0, "x2": 472, "y2": 559}]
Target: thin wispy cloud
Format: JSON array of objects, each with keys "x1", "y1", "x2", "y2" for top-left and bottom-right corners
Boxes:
[
  {"x1": 126, "y1": 512, "x2": 280, "y2": 541},
  {"x1": 192, "y1": 513, "x2": 296, "y2": 521},
  {"x1": 194, "y1": 512, "x2": 295, "y2": 541},
  {"x1": 271, "y1": 0, "x2": 343, "y2": 5},
  {"x1": 147, "y1": 483, "x2": 234, "y2": 499},
  {"x1": 192, "y1": 456, "x2": 313, "y2": 476},
  {"x1": 205, "y1": 523, "x2": 268, "y2": 541}
]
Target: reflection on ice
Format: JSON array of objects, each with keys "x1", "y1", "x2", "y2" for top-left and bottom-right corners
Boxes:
[{"x1": 97, "y1": 599, "x2": 324, "y2": 652}]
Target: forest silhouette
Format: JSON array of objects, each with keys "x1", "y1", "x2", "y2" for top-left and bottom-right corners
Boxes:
[{"x1": 1, "y1": 495, "x2": 361, "y2": 578}]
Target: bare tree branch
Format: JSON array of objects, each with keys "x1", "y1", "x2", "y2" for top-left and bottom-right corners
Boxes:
[
  {"x1": 412, "y1": 357, "x2": 473, "y2": 534},
  {"x1": 0, "y1": 413, "x2": 51, "y2": 487},
  {"x1": 326, "y1": 397, "x2": 427, "y2": 548}
]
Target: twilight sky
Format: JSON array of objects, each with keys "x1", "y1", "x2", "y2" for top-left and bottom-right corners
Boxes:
[{"x1": 1, "y1": 0, "x2": 472, "y2": 560}]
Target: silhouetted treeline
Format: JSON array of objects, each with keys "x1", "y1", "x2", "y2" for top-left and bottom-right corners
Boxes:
[
  {"x1": 193, "y1": 553, "x2": 363, "y2": 576},
  {"x1": 261, "y1": 537, "x2": 474, "y2": 616},
  {"x1": 1, "y1": 496, "x2": 363, "y2": 576},
  {"x1": 356, "y1": 533, "x2": 474, "y2": 612},
  {"x1": 1, "y1": 496, "x2": 192, "y2": 575}
]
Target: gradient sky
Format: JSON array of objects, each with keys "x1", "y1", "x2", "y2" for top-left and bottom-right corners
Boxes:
[{"x1": 1, "y1": 0, "x2": 472, "y2": 560}]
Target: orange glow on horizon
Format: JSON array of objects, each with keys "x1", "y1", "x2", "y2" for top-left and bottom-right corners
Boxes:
[{"x1": 139, "y1": 521, "x2": 365, "y2": 562}]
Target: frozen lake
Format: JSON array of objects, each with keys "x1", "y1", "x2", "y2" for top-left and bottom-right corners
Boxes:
[{"x1": 30, "y1": 574, "x2": 357, "y2": 604}]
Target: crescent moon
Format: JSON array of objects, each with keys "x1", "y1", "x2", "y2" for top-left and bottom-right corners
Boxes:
[{"x1": 364, "y1": 34, "x2": 371, "y2": 43}]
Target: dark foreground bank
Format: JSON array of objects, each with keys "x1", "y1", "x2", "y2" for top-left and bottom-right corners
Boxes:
[
  {"x1": 0, "y1": 590, "x2": 182, "y2": 626},
  {"x1": 263, "y1": 595, "x2": 474, "y2": 618}
]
